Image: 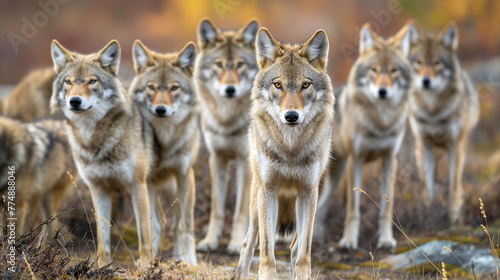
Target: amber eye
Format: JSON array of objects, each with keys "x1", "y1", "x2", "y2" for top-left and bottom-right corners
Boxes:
[
  {"x1": 302, "y1": 82, "x2": 311, "y2": 89},
  {"x1": 64, "y1": 79, "x2": 71, "y2": 85},
  {"x1": 215, "y1": 61, "x2": 223, "y2": 68},
  {"x1": 147, "y1": 85, "x2": 155, "y2": 91},
  {"x1": 171, "y1": 85, "x2": 179, "y2": 91},
  {"x1": 273, "y1": 82, "x2": 282, "y2": 89},
  {"x1": 371, "y1": 67, "x2": 378, "y2": 73},
  {"x1": 236, "y1": 61, "x2": 245, "y2": 69},
  {"x1": 88, "y1": 79, "x2": 97, "y2": 84},
  {"x1": 434, "y1": 61, "x2": 441, "y2": 66},
  {"x1": 391, "y1": 68, "x2": 398, "y2": 73},
  {"x1": 415, "y1": 59, "x2": 421, "y2": 65}
]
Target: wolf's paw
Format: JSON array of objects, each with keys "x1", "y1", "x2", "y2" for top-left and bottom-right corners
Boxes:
[
  {"x1": 338, "y1": 236, "x2": 358, "y2": 250},
  {"x1": 226, "y1": 241, "x2": 242, "y2": 255},
  {"x1": 377, "y1": 236, "x2": 397, "y2": 251},
  {"x1": 196, "y1": 238, "x2": 219, "y2": 252}
]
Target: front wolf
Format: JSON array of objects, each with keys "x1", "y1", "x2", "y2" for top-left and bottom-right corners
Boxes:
[
  {"x1": 315, "y1": 23, "x2": 412, "y2": 250},
  {"x1": 50, "y1": 40, "x2": 153, "y2": 266},
  {"x1": 407, "y1": 21, "x2": 479, "y2": 224},
  {"x1": 235, "y1": 28, "x2": 334, "y2": 280},
  {"x1": 194, "y1": 18, "x2": 260, "y2": 254},
  {"x1": 129, "y1": 40, "x2": 199, "y2": 265}
]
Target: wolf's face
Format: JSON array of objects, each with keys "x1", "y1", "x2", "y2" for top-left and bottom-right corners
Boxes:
[
  {"x1": 50, "y1": 40, "x2": 123, "y2": 121},
  {"x1": 131, "y1": 40, "x2": 197, "y2": 118},
  {"x1": 354, "y1": 24, "x2": 412, "y2": 104},
  {"x1": 254, "y1": 28, "x2": 331, "y2": 127},
  {"x1": 196, "y1": 19, "x2": 259, "y2": 99},
  {"x1": 407, "y1": 22, "x2": 458, "y2": 93}
]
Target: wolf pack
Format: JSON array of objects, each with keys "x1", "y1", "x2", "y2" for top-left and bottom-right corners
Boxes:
[{"x1": 0, "y1": 17, "x2": 479, "y2": 279}]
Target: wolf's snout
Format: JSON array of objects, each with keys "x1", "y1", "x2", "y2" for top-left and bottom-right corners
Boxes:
[
  {"x1": 155, "y1": 106, "x2": 167, "y2": 116},
  {"x1": 284, "y1": 111, "x2": 300, "y2": 123},
  {"x1": 69, "y1": 96, "x2": 82, "y2": 108},
  {"x1": 422, "y1": 77, "x2": 431, "y2": 89},
  {"x1": 225, "y1": 86, "x2": 236, "y2": 98},
  {"x1": 378, "y1": 88, "x2": 387, "y2": 99}
]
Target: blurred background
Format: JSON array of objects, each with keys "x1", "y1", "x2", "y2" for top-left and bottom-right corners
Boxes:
[{"x1": 1, "y1": 0, "x2": 499, "y2": 85}]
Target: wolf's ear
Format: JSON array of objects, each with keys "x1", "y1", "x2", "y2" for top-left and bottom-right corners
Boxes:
[
  {"x1": 198, "y1": 18, "x2": 221, "y2": 49},
  {"x1": 51, "y1": 40, "x2": 73, "y2": 73},
  {"x1": 438, "y1": 22, "x2": 459, "y2": 51},
  {"x1": 132, "y1": 40, "x2": 155, "y2": 74},
  {"x1": 237, "y1": 19, "x2": 259, "y2": 48},
  {"x1": 175, "y1": 42, "x2": 197, "y2": 74},
  {"x1": 96, "y1": 40, "x2": 121, "y2": 75},
  {"x1": 405, "y1": 19, "x2": 422, "y2": 46},
  {"x1": 391, "y1": 24, "x2": 411, "y2": 57},
  {"x1": 359, "y1": 23, "x2": 378, "y2": 54},
  {"x1": 300, "y1": 30, "x2": 329, "y2": 70},
  {"x1": 256, "y1": 28, "x2": 283, "y2": 69}
]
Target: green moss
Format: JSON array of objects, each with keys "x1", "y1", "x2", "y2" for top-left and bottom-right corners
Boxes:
[
  {"x1": 359, "y1": 261, "x2": 393, "y2": 269},
  {"x1": 315, "y1": 261, "x2": 353, "y2": 270}
]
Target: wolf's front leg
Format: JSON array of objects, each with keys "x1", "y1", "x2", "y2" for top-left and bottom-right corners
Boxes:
[
  {"x1": 89, "y1": 185, "x2": 112, "y2": 266},
  {"x1": 148, "y1": 187, "x2": 161, "y2": 257},
  {"x1": 294, "y1": 184, "x2": 318, "y2": 280},
  {"x1": 173, "y1": 167, "x2": 197, "y2": 266},
  {"x1": 338, "y1": 156, "x2": 363, "y2": 250},
  {"x1": 448, "y1": 136, "x2": 467, "y2": 225},
  {"x1": 197, "y1": 154, "x2": 230, "y2": 252},
  {"x1": 378, "y1": 156, "x2": 397, "y2": 250},
  {"x1": 131, "y1": 183, "x2": 152, "y2": 268},
  {"x1": 228, "y1": 158, "x2": 251, "y2": 254},
  {"x1": 258, "y1": 186, "x2": 278, "y2": 280}
]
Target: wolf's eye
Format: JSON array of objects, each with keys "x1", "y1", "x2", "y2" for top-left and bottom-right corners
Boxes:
[
  {"x1": 273, "y1": 82, "x2": 282, "y2": 89},
  {"x1": 236, "y1": 61, "x2": 245, "y2": 69},
  {"x1": 415, "y1": 59, "x2": 421, "y2": 65},
  {"x1": 391, "y1": 68, "x2": 398, "y2": 73},
  {"x1": 371, "y1": 67, "x2": 378, "y2": 73},
  {"x1": 434, "y1": 61, "x2": 441, "y2": 66},
  {"x1": 302, "y1": 82, "x2": 311, "y2": 89},
  {"x1": 88, "y1": 79, "x2": 97, "y2": 84},
  {"x1": 64, "y1": 79, "x2": 71, "y2": 85},
  {"x1": 171, "y1": 85, "x2": 179, "y2": 91},
  {"x1": 215, "y1": 61, "x2": 223, "y2": 68},
  {"x1": 147, "y1": 85, "x2": 155, "y2": 91}
]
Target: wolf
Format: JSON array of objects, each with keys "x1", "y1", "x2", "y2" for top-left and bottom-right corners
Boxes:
[
  {"x1": 0, "y1": 117, "x2": 77, "y2": 239},
  {"x1": 129, "y1": 39, "x2": 198, "y2": 265},
  {"x1": 194, "y1": 18, "x2": 260, "y2": 254},
  {"x1": 2, "y1": 68, "x2": 54, "y2": 122},
  {"x1": 49, "y1": 40, "x2": 153, "y2": 266},
  {"x1": 406, "y1": 21, "x2": 479, "y2": 224},
  {"x1": 235, "y1": 28, "x2": 334, "y2": 280},
  {"x1": 314, "y1": 23, "x2": 413, "y2": 250}
]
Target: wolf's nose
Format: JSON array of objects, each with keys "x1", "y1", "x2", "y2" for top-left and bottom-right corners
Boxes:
[
  {"x1": 378, "y1": 88, "x2": 387, "y2": 99},
  {"x1": 155, "y1": 106, "x2": 167, "y2": 116},
  {"x1": 69, "y1": 97, "x2": 82, "y2": 108},
  {"x1": 225, "y1": 86, "x2": 236, "y2": 98},
  {"x1": 423, "y1": 77, "x2": 431, "y2": 89},
  {"x1": 284, "y1": 111, "x2": 299, "y2": 123}
]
